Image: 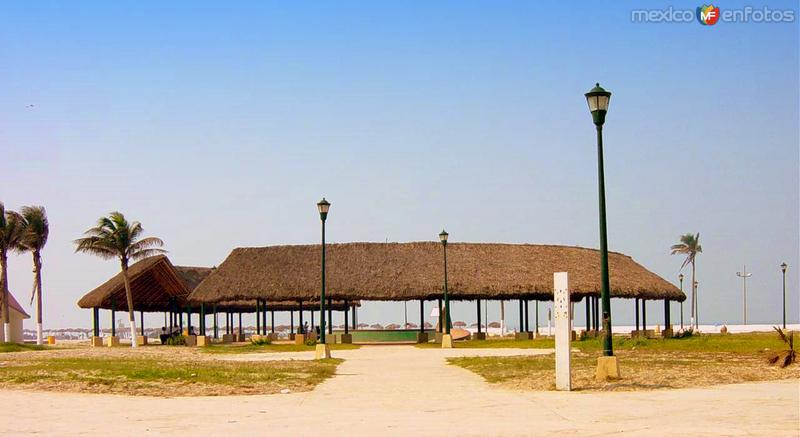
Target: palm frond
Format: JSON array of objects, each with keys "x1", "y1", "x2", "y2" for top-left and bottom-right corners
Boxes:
[
  {"x1": 129, "y1": 248, "x2": 167, "y2": 262},
  {"x1": 20, "y1": 206, "x2": 49, "y2": 251}
]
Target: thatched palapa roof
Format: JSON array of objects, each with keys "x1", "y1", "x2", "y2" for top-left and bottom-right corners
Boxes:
[
  {"x1": 77, "y1": 256, "x2": 213, "y2": 311},
  {"x1": 188, "y1": 242, "x2": 685, "y2": 303}
]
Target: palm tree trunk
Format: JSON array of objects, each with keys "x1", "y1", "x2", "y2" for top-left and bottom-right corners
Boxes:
[
  {"x1": 34, "y1": 252, "x2": 43, "y2": 345},
  {"x1": 1, "y1": 253, "x2": 10, "y2": 343},
  {"x1": 121, "y1": 261, "x2": 138, "y2": 348}
]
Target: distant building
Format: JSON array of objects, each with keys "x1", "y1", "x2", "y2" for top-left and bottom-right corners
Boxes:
[{"x1": 0, "y1": 291, "x2": 30, "y2": 343}]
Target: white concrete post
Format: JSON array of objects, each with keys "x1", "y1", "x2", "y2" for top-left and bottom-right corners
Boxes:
[{"x1": 554, "y1": 272, "x2": 571, "y2": 391}]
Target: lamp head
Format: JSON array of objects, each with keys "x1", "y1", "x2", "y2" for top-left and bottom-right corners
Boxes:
[
  {"x1": 585, "y1": 83, "x2": 611, "y2": 126},
  {"x1": 317, "y1": 198, "x2": 330, "y2": 221}
]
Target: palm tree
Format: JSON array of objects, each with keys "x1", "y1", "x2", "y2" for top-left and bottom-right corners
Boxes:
[
  {"x1": 74, "y1": 212, "x2": 165, "y2": 348},
  {"x1": 671, "y1": 233, "x2": 702, "y2": 329},
  {"x1": 19, "y1": 206, "x2": 49, "y2": 345},
  {"x1": 0, "y1": 202, "x2": 26, "y2": 343}
]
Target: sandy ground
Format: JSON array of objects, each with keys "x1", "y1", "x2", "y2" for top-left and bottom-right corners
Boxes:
[{"x1": 1, "y1": 346, "x2": 797, "y2": 436}]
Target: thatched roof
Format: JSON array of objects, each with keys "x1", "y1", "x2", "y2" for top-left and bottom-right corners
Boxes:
[
  {"x1": 188, "y1": 242, "x2": 685, "y2": 303},
  {"x1": 208, "y1": 299, "x2": 360, "y2": 313},
  {"x1": 77, "y1": 256, "x2": 192, "y2": 311}
]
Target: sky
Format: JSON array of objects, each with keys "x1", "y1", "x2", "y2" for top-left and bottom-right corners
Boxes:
[{"x1": 1, "y1": 1, "x2": 798, "y2": 331}]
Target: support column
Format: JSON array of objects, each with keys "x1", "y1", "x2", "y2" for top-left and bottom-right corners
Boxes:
[
  {"x1": 642, "y1": 299, "x2": 647, "y2": 333},
  {"x1": 271, "y1": 310, "x2": 275, "y2": 334},
  {"x1": 664, "y1": 300, "x2": 671, "y2": 335},
  {"x1": 438, "y1": 298, "x2": 443, "y2": 332},
  {"x1": 327, "y1": 298, "x2": 333, "y2": 335},
  {"x1": 524, "y1": 299, "x2": 529, "y2": 332},
  {"x1": 535, "y1": 301, "x2": 540, "y2": 335},
  {"x1": 344, "y1": 301, "x2": 349, "y2": 335},
  {"x1": 213, "y1": 304, "x2": 218, "y2": 339},
  {"x1": 299, "y1": 302, "x2": 304, "y2": 332},
  {"x1": 262, "y1": 302, "x2": 267, "y2": 335},
  {"x1": 93, "y1": 307, "x2": 100, "y2": 337},
  {"x1": 111, "y1": 301, "x2": 116, "y2": 337},
  {"x1": 140, "y1": 310, "x2": 145, "y2": 337},
  {"x1": 200, "y1": 304, "x2": 206, "y2": 335},
  {"x1": 187, "y1": 306, "x2": 192, "y2": 334},
  {"x1": 290, "y1": 311, "x2": 295, "y2": 334},
  {"x1": 518, "y1": 299, "x2": 523, "y2": 332},
  {"x1": 476, "y1": 299, "x2": 482, "y2": 334},
  {"x1": 256, "y1": 300, "x2": 261, "y2": 335},
  {"x1": 419, "y1": 300, "x2": 424, "y2": 333},
  {"x1": 585, "y1": 296, "x2": 590, "y2": 332},
  {"x1": 351, "y1": 303, "x2": 356, "y2": 330}
]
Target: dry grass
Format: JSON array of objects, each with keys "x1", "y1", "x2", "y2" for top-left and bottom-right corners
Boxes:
[
  {"x1": 448, "y1": 332, "x2": 800, "y2": 391},
  {"x1": 0, "y1": 346, "x2": 340, "y2": 397}
]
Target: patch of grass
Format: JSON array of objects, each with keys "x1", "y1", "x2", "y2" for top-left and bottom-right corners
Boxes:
[
  {"x1": 448, "y1": 332, "x2": 800, "y2": 392},
  {"x1": 203, "y1": 342, "x2": 360, "y2": 354},
  {"x1": 416, "y1": 338, "x2": 555, "y2": 349},
  {"x1": 0, "y1": 355, "x2": 342, "y2": 396},
  {"x1": 0, "y1": 343, "x2": 52, "y2": 353}
]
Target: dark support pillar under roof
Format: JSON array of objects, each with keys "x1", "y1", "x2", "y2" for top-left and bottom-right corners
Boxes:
[
  {"x1": 290, "y1": 311, "x2": 295, "y2": 334},
  {"x1": 344, "y1": 300, "x2": 349, "y2": 335},
  {"x1": 213, "y1": 304, "x2": 218, "y2": 339},
  {"x1": 262, "y1": 302, "x2": 267, "y2": 335},
  {"x1": 535, "y1": 301, "x2": 539, "y2": 334},
  {"x1": 327, "y1": 298, "x2": 332, "y2": 334},
  {"x1": 92, "y1": 307, "x2": 99, "y2": 337},
  {"x1": 256, "y1": 300, "x2": 261, "y2": 334},
  {"x1": 419, "y1": 300, "x2": 424, "y2": 333},
  {"x1": 140, "y1": 311, "x2": 144, "y2": 337},
  {"x1": 438, "y1": 299, "x2": 443, "y2": 333},
  {"x1": 351, "y1": 303, "x2": 356, "y2": 330},
  {"x1": 238, "y1": 312, "x2": 242, "y2": 335},
  {"x1": 664, "y1": 299, "x2": 671, "y2": 332},
  {"x1": 585, "y1": 296, "x2": 590, "y2": 331},
  {"x1": 518, "y1": 299, "x2": 523, "y2": 332},
  {"x1": 642, "y1": 299, "x2": 647, "y2": 332},
  {"x1": 111, "y1": 298, "x2": 116, "y2": 337},
  {"x1": 299, "y1": 302, "x2": 304, "y2": 331},
  {"x1": 476, "y1": 299, "x2": 482, "y2": 334},
  {"x1": 271, "y1": 310, "x2": 275, "y2": 334},
  {"x1": 524, "y1": 299, "x2": 529, "y2": 333}
]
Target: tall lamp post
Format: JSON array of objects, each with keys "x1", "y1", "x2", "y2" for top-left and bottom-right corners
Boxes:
[
  {"x1": 736, "y1": 265, "x2": 752, "y2": 325},
  {"x1": 679, "y1": 273, "x2": 684, "y2": 330},
  {"x1": 585, "y1": 83, "x2": 615, "y2": 357},
  {"x1": 439, "y1": 229, "x2": 453, "y2": 348},
  {"x1": 781, "y1": 262, "x2": 788, "y2": 329},
  {"x1": 315, "y1": 198, "x2": 331, "y2": 359}
]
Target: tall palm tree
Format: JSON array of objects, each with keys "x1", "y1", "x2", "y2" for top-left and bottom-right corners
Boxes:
[
  {"x1": 20, "y1": 206, "x2": 49, "y2": 345},
  {"x1": 0, "y1": 202, "x2": 26, "y2": 343},
  {"x1": 671, "y1": 233, "x2": 702, "y2": 329},
  {"x1": 74, "y1": 212, "x2": 165, "y2": 348}
]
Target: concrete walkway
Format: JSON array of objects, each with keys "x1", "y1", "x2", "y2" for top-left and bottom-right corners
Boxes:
[{"x1": 1, "y1": 346, "x2": 797, "y2": 436}]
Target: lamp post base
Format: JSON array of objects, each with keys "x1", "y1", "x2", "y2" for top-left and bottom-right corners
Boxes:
[
  {"x1": 441, "y1": 334, "x2": 453, "y2": 349},
  {"x1": 315, "y1": 343, "x2": 331, "y2": 359},
  {"x1": 595, "y1": 356, "x2": 621, "y2": 381}
]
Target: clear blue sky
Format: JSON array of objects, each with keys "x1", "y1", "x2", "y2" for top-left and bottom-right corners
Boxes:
[{"x1": 1, "y1": 1, "x2": 797, "y2": 330}]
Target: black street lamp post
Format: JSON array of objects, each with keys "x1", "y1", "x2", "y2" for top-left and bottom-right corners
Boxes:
[
  {"x1": 585, "y1": 83, "x2": 614, "y2": 357},
  {"x1": 781, "y1": 262, "x2": 788, "y2": 329},
  {"x1": 317, "y1": 198, "x2": 330, "y2": 345},
  {"x1": 439, "y1": 230, "x2": 451, "y2": 336}
]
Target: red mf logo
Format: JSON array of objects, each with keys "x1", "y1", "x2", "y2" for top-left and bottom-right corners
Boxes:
[{"x1": 697, "y1": 5, "x2": 721, "y2": 25}]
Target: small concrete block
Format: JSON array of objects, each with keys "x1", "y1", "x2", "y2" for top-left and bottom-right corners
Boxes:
[
  {"x1": 289, "y1": 334, "x2": 296, "y2": 341},
  {"x1": 474, "y1": 332, "x2": 487, "y2": 340},
  {"x1": 515, "y1": 332, "x2": 533, "y2": 340},
  {"x1": 196, "y1": 335, "x2": 211, "y2": 347},
  {"x1": 441, "y1": 334, "x2": 454, "y2": 349},
  {"x1": 596, "y1": 356, "x2": 621, "y2": 381},
  {"x1": 184, "y1": 335, "x2": 197, "y2": 346},
  {"x1": 434, "y1": 332, "x2": 443, "y2": 343},
  {"x1": 222, "y1": 334, "x2": 234, "y2": 344},
  {"x1": 136, "y1": 336, "x2": 148, "y2": 346},
  {"x1": 339, "y1": 333, "x2": 353, "y2": 344},
  {"x1": 415, "y1": 332, "x2": 428, "y2": 344},
  {"x1": 570, "y1": 331, "x2": 577, "y2": 341},
  {"x1": 662, "y1": 328, "x2": 674, "y2": 338},
  {"x1": 105, "y1": 336, "x2": 120, "y2": 347},
  {"x1": 236, "y1": 334, "x2": 246, "y2": 342},
  {"x1": 295, "y1": 334, "x2": 306, "y2": 345},
  {"x1": 91, "y1": 336, "x2": 103, "y2": 347},
  {"x1": 314, "y1": 343, "x2": 331, "y2": 359}
]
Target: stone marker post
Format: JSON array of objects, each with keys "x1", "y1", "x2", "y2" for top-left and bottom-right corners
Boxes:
[{"x1": 554, "y1": 272, "x2": 571, "y2": 391}]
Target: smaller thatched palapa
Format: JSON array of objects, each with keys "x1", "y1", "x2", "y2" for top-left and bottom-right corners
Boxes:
[
  {"x1": 189, "y1": 242, "x2": 685, "y2": 304},
  {"x1": 77, "y1": 256, "x2": 213, "y2": 312}
]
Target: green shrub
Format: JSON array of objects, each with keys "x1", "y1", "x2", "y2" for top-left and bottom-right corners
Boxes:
[
  {"x1": 674, "y1": 328, "x2": 695, "y2": 339},
  {"x1": 165, "y1": 335, "x2": 187, "y2": 346},
  {"x1": 305, "y1": 337, "x2": 317, "y2": 346}
]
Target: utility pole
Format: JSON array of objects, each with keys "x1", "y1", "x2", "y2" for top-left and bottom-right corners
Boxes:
[{"x1": 736, "y1": 265, "x2": 752, "y2": 325}]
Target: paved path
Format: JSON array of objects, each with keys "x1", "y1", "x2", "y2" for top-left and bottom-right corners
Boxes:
[{"x1": 1, "y1": 346, "x2": 797, "y2": 436}]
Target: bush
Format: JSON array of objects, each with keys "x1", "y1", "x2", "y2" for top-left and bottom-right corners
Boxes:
[
  {"x1": 305, "y1": 337, "x2": 317, "y2": 346},
  {"x1": 673, "y1": 328, "x2": 695, "y2": 339},
  {"x1": 165, "y1": 335, "x2": 187, "y2": 346},
  {"x1": 250, "y1": 337, "x2": 272, "y2": 346}
]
